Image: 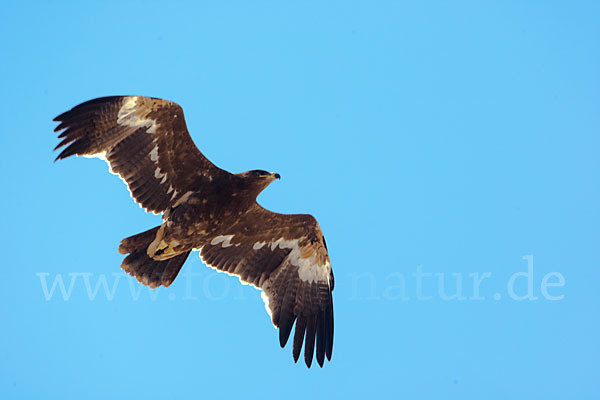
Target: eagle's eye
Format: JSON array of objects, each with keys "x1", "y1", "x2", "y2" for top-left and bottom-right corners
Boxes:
[{"x1": 254, "y1": 170, "x2": 271, "y2": 178}]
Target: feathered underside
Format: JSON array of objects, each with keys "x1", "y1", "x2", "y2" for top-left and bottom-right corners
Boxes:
[{"x1": 53, "y1": 95, "x2": 335, "y2": 367}]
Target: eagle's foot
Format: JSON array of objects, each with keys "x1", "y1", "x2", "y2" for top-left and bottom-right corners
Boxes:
[{"x1": 151, "y1": 239, "x2": 177, "y2": 259}]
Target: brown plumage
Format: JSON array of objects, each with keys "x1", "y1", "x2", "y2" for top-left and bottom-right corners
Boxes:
[{"x1": 53, "y1": 95, "x2": 334, "y2": 367}]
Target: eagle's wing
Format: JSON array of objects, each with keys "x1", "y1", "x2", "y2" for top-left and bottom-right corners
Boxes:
[
  {"x1": 53, "y1": 96, "x2": 227, "y2": 214},
  {"x1": 200, "y1": 204, "x2": 334, "y2": 368}
]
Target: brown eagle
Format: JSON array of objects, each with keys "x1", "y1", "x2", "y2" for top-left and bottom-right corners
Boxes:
[{"x1": 53, "y1": 96, "x2": 334, "y2": 368}]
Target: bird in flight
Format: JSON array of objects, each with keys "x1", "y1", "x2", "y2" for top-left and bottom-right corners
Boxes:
[{"x1": 53, "y1": 96, "x2": 334, "y2": 367}]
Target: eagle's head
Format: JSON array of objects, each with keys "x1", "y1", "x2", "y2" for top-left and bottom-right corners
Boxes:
[{"x1": 239, "y1": 169, "x2": 281, "y2": 196}]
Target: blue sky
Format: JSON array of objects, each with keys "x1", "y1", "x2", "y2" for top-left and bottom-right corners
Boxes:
[{"x1": 1, "y1": 1, "x2": 599, "y2": 399}]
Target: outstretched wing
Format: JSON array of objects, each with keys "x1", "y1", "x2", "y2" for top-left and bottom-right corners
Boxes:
[
  {"x1": 200, "y1": 204, "x2": 334, "y2": 368},
  {"x1": 53, "y1": 96, "x2": 227, "y2": 214}
]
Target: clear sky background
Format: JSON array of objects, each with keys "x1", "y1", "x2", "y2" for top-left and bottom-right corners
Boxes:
[{"x1": 1, "y1": 1, "x2": 598, "y2": 399}]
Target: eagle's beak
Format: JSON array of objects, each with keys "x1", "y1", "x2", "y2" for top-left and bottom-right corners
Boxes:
[{"x1": 273, "y1": 173, "x2": 281, "y2": 180}]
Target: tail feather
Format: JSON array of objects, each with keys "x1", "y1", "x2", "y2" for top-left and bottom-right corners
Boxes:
[
  {"x1": 119, "y1": 226, "x2": 190, "y2": 288},
  {"x1": 118, "y1": 226, "x2": 159, "y2": 255}
]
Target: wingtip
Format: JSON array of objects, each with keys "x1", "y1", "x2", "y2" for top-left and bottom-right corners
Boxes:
[
  {"x1": 326, "y1": 351, "x2": 333, "y2": 362},
  {"x1": 53, "y1": 141, "x2": 66, "y2": 152},
  {"x1": 304, "y1": 357, "x2": 313, "y2": 368},
  {"x1": 279, "y1": 320, "x2": 294, "y2": 348},
  {"x1": 54, "y1": 151, "x2": 67, "y2": 162},
  {"x1": 279, "y1": 330, "x2": 289, "y2": 348},
  {"x1": 52, "y1": 112, "x2": 68, "y2": 125}
]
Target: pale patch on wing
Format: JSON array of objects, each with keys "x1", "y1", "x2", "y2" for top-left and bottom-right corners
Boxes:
[
  {"x1": 269, "y1": 237, "x2": 331, "y2": 285},
  {"x1": 210, "y1": 234, "x2": 236, "y2": 248},
  {"x1": 269, "y1": 238, "x2": 285, "y2": 251},
  {"x1": 149, "y1": 145, "x2": 159, "y2": 162},
  {"x1": 172, "y1": 190, "x2": 192, "y2": 207},
  {"x1": 298, "y1": 259, "x2": 331, "y2": 284},
  {"x1": 253, "y1": 241, "x2": 266, "y2": 250},
  {"x1": 154, "y1": 167, "x2": 166, "y2": 179},
  {"x1": 117, "y1": 96, "x2": 158, "y2": 134},
  {"x1": 144, "y1": 164, "x2": 168, "y2": 184}
]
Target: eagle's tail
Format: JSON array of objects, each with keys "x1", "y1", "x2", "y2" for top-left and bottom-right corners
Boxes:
[{"x1": 118, "y1": 226, "x2": 190, "y2": 288}]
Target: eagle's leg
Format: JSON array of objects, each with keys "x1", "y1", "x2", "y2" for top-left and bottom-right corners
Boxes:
[
  {"x1": 118, "y1": 226, "x2": 191, "y2": 288},
  {"x1": 153, "y1": 240, "x2": 178, "y2": 258},
  {"x1": 146, "y1": 222, "x2": 187, "y2": 261},
  {"x1": 146, "y1": 224, "x2": 166, "y2": 258}
]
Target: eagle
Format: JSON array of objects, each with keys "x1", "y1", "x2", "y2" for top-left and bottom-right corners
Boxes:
[{"x1": 53, "y1": 96, "x2": 334, "y2": 368}]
